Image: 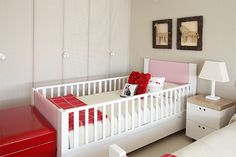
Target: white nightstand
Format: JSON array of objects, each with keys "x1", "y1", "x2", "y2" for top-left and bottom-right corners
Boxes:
[{"x1": 186, "y1": 95, "x2": 235, "y2": 140}]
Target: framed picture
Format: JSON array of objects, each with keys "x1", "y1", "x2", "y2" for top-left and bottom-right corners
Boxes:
[
  {"x1": 177, "y1": 16, "x2": 203, "y2": 51},
  {"x1": 152, "y1": 19, "x2": 172, "y2": 49}
]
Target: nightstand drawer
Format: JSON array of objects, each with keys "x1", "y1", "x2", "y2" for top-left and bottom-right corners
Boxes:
[
  {"x1": 186, "y1": 120, "x2": 215, "y2": 140},
  {"x1": 187, "y1": 102, "x2": 220, "y2": 129}
]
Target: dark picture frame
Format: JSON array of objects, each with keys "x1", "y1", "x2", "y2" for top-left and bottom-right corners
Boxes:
[
  {"x1": 177, "y1": 16, "x2": 203, "y2": 51},
  {"x1": 152, "y1": 19, "x2": 172, "y2": 49}
]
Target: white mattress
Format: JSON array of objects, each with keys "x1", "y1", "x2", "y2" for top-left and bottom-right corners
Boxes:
[{"x1": 69, "y1": 82, "x2": 181, "y2": 148}]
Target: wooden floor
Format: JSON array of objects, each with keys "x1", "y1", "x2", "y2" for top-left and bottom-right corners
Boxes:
[{"x1": 128, "y1": 130, "x2": 193, "y2": 157}]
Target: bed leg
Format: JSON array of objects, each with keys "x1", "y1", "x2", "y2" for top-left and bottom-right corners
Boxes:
[
  {"x1": 109, "y1": 144, "x2": 127, "y2": 157},
  {"x1": 57, "y1": 109, "x2": 69, "y2": 157}
]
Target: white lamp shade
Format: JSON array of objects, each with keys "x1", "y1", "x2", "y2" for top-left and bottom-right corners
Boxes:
[{"x1": 199, "y1": 61, "x2": 229, "y2": 82}]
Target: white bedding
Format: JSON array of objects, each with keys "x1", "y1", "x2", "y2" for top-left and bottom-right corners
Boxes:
[
  {"x1": 174, "y1": 122, "x2": 236, "y2": 157},
  {"x1": 69, "y1": 82, "x2": 181, "y2": 148}
]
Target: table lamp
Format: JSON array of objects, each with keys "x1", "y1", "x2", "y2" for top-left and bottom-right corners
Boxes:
[{"x1": 199, "y1": 60, "x2": 229, "y2": 100}]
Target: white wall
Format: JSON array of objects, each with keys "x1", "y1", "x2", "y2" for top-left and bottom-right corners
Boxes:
[{"x1": 130, "y1": 0, "x2": 236, "y2": 100}]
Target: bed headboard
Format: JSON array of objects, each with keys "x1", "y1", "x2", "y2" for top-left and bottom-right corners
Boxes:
[{"x1": 144, "y1": 58, "x2": 197, "y2": 93}]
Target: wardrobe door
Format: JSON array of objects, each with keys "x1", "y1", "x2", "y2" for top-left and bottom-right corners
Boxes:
[
  {"x1": 89, "y1": 0, "x2": 110, "y2": 77},
  {"x1": 34, "y1": 0, "x2": 63, "y2": 84},
  {"x1": 110, "y1": 0, "x2": 130, "y2": 75},
  {"x1": 63, "y1": 0, "x2": 89, "y2": 81},
  {"x1": 0, "y1": 0, "x2": 33, "y2": 107}
]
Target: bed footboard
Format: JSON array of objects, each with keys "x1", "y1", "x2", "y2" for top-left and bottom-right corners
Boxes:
[{"x1": 33, "y1": 90, "x2": 59, "y2": 130}]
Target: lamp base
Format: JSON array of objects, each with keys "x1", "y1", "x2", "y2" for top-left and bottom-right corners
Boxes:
[{"x1": 206, "y1": 95, "x2": 221, "y2": 101}]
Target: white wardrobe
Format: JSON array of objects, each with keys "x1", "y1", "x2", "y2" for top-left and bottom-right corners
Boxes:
[
  {"x1": 34, "y1": 0, "x2": 130, "y2": 83},
  {"x1": 0, "y1": 0, "x2": 130, "y2": 107},
  {"x1": 0, "y1": 0, "x2": 33, "y2": 107}
]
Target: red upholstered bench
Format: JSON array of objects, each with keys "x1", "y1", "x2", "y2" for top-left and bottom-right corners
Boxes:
[{"x1": 0, "y1": 106, "x2": 56, "y2": 157}]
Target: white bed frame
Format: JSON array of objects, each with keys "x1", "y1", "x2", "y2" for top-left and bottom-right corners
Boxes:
[{"x1": 32, "y1": 58, "x2": 197, "y2": 157}]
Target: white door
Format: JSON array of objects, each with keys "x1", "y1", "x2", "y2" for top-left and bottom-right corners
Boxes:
[
  {"x1": 110, "y1": 0, "x2": 130, "y2": 76},
  {"x1": 0, "y1": 0, "x2": 33, "y2": 107},
  {"x1": 34, "y1": 0, "x2": 63, "y2": 84},
  {"x1": 89, "y1": 0, "x2": 110, "y2": 78},
  {"x1": 63, "y1": 0, "x2": 89, "y2": 81}
]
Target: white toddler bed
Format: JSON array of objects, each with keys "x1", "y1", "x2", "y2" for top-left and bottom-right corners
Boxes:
[{"x1": 32, "y1": 58, "x2": 197, "y2": 157}]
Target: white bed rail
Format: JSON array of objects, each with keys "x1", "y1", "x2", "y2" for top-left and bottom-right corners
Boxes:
[
  {"x1": 33, "y1": 76, "x2": 128, "y2": 156},
  {"x1": 58, "y1": 84, "x2": 193, "y2": 156},
  {"x1": 34, "y1": 76, "x2": 128, "y2": 98},
  {"x1": 33, "y1": 76, "x2": 193, "y2": 157}
]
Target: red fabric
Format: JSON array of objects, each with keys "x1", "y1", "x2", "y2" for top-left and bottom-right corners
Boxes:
[
  {"x1": 0, "y1": 106, "x2": 56, "y2": 157},
  {"x1": 128, "y1": 71, "x2": 141, "y2": 84},
  {"x1": 160, "y1": 154, "x2": 177, "y2": 157},
  {"x1": 128, "y1": 71, "x2": 151, "y2": 95},
  {"x1": 48, "y1": 94, "x2": 86, "y2": 109},
  {"x1": 49, "y1": 94, "x2": 106, "y2": 130}
]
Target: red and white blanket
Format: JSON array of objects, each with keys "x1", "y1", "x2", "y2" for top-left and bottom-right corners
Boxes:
[{"x1": 49, "y1": 94, "x2": 107, "y2": 130}]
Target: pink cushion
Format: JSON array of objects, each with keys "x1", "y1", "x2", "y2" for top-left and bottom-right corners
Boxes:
[{"x1": 148, "y1": 60, "x2": 189, "y2": 84}]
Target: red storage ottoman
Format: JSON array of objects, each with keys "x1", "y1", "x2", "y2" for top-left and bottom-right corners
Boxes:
[{"x1": 0, "y1": 106, "x2": 56, "y2": 157}]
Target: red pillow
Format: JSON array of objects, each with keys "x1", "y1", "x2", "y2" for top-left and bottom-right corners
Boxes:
[
  {"x1": 128, "y1": 71, "x2": 141, "y2": 84},
  {"x1": 128, "y1": 71, "x2": 151, "y2": 95}
]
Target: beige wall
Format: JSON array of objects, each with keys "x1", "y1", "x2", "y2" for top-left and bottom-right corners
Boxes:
[{"x1": 130, "y1": 0, "x2": 236, "y2": 100}]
